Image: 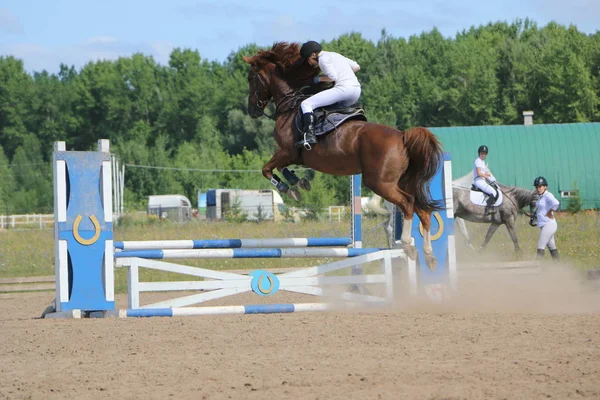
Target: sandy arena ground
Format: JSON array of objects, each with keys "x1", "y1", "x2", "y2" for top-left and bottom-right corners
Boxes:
[{"x1": 1, "y1": 266, "x2": 599, "y2": 400}]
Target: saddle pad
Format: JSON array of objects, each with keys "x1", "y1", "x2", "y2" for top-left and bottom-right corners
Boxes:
[{"x1": 469, "y1": 190, "x2": 503, "y2": 207}]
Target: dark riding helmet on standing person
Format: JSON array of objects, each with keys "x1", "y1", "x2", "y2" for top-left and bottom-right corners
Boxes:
[
  {"x1": 478, "y1": 145, "x2": 489, "y2": 154},
  {"x1": 300, "y1": 41, "x2": 322, "y2": 61},
  {"x1": 533, "y1": 176, "x2": 548, "y2": 187}
]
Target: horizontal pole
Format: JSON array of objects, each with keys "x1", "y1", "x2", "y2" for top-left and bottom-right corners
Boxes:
[
  {"x1": 138, "y1": 274, "x2": 388, "y2": 292},
  {"x1": 114, "y1": 247, "x2": 384, "y2": 260},
  {"x1": 111, "y1": 303, "x2": 341, "y2": 317},
  {"x1": 114, "y1": 237, "x2": 352, "y2": 250}
]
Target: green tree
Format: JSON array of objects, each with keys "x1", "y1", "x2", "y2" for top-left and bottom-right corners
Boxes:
[{"x1": 0, "y1": 57, "x2": 32, "y2": 159}]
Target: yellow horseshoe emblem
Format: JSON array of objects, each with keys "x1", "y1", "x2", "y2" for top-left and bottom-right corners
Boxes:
[
  {"x1": 73, "y1": 214, "x2": 101, "y2": 245},
  {"x1": 257, "y1": 275, "x2": 274, "y2": 294},
  {"x1": 418, "y1": 211, "x2": 444, "y2": 241}
]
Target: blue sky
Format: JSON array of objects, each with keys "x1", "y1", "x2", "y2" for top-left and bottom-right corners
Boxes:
[{"x1": 0, "y1": 0, "x2": 597, "y2": 73}]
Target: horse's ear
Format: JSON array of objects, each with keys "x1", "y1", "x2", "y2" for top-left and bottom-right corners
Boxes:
[{"x1": 242, "y1": 56, "x2": 252, "y2": 64}]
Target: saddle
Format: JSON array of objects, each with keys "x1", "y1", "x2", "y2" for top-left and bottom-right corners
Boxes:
[
  {"x1": 294, "y1": 103, "x2": 367, "y2": 137},
  {"x1": 470, "y1": 182, "x2": 502, "y2": 207}
]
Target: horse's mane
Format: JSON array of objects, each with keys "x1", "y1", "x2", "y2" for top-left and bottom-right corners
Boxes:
[
  {"x1": 246, "y1": 42, "x2": 316, "y2": 81},
  {"x1": 502, "y1": 185, "x2": 537, "y2": 207}
]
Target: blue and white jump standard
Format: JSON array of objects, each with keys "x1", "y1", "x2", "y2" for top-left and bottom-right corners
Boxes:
[{"x1": 46, "y1": 139, "x2": 416, "y2": 319}]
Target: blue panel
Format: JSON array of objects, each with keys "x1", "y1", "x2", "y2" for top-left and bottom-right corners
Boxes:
[
  {"x1": 193, "y1": 239, "x2": 243, "y2": 248},
  {"x1": 56, "y1": 151, "x2": 114, "y2": 311},
  {"x1": 352, "y1": 175, "x2": 361, "y2": 197},
  {"x1": 232, "y1": 248, "x2": 282, "y2": 258},
  {"x1": 244, "y1": 304, "x2": 295, "y2": 314},
  {"x1": 306, "y1": 238, "x2": 352, "y2": 246},
  {"x1": 127, "y1": 308, "x2": 174, "y2": 317},
  {"x1": 114, "y1": 250, "x2": 164, "y2": 259},
  {"x1": 411, "y1": 152, "x2": 454, "y2": 287},
  {"x1": 348, "y1": 248, "x2": 381, "y2": 256}
]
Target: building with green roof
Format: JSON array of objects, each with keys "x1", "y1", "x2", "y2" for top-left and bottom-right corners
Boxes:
[{"x1": 429, "y1": 117, "x2": 600, "y2": 210}]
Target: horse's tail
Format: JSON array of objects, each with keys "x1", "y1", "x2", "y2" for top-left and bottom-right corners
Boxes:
[{"x1": 401, "y1": 127, "x2": 445, "y2": 212}]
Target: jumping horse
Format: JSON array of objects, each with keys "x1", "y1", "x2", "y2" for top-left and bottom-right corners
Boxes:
[{"x1": 243, "y1": 42, "x2": 444, "y2": 270}]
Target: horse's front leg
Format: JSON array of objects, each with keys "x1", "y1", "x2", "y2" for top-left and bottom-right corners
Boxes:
[
  {"x1": 263, "y1": 149, "x2": 302, "y2": 201},
  {"x1": 504, "y1": 219, "x2": 521, "y2": 253},
  {"x1": 281, "y1": 167, "x2": 312, "y2": 192},
  {"x1": 415, "y1": 208, "x2": 436, "y2": 271}
]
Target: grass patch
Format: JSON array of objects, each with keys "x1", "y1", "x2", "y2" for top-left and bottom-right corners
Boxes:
[{"x1": 1, "y1": 212, "x2": 598, "y2": 289}]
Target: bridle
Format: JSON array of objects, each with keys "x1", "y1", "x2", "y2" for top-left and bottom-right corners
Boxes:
[
  {"x1": 250, "y1": 65, "x2": 312, "y2": 120},
  {"x1": 250, "y1": 66, "x2": 274, "y2": 119}
]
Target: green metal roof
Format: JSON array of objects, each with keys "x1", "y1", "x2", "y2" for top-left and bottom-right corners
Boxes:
[{"x1": 430, "y1": 123, "x2": 600, "y2": 209}]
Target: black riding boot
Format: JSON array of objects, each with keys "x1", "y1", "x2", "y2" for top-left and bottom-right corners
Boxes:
[
  {"x1": 536, "y1": 249, "x2": 545, "y2": 260},
  {"x1": 295, "y1": 112, "x2": 317, "y2": 150},
  {"x1": 486, "y1": 190, "x2": 497, "y2": 206},
  {"x1": 550, "y1": 249, "x2": 559, "y2": 262}
]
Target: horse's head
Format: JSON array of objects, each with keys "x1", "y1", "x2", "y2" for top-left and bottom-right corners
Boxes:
[
  {"x1": 530, "y1": 191, "x2": 540, "y2": 213},
  {"x1": 243, "y1": 57, "x2": 273, "y2": 119},
  {"x1": 243, "y1": 42, "x2": 318, "y2": 119}
]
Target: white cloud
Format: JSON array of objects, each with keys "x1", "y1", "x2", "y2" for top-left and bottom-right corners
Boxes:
[
  {"x1": 0, "y1": 8, "x2": 24, "y2": 34},
  {"x1": 0, "y1": 37, "x2": 178, "y2": 73},
  {"x1": 150, "y1": 40, "x2": 175, "y2": 65},
  {"x1": 86, "y1": 36, "x2": 119, "y2": 45}
]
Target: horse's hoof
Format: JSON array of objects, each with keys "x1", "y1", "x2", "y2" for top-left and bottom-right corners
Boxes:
[
  {"x1": 298, "y1": 178, "x2": 311, "y2": 191},
  {"x1": 288, "y1": 187, "x2": 301, "y2": 201},
  {"x1": 425, "y1": 255, "x2": 437, "y2": 271},
  {"x1": 403, "y1": 244, "x2": 418, "y2": 260}
]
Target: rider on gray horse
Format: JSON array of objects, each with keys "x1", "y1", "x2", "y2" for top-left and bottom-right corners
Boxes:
[{"x1": 473, "y1": 145, "x2": 499, "y2": 206}]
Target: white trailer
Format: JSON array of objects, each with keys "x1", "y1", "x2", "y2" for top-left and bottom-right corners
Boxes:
[{"x1": 204, "y1": 189, "x2": 284, "y2": 221}]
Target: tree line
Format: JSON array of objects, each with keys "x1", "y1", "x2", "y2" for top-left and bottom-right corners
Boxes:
[{"x1": 0, "y1": 19, "x2": 598, "y2": 215}]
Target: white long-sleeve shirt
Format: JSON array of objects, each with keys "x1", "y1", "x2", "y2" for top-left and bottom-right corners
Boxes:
[
  {"x1": 318, "y1": 51, "x2": 360, "y2": 87},
  {"x1": 536, "y1": 190, "x2": 560, "y2": 227},
  {"x1": 473, "y1": 157, "x2": 496, "y2": 182}
]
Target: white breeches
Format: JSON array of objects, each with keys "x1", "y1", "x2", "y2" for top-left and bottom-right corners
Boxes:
[
  {"x1": 537, "y1": 219, "x2": 558, "y2": 250},
  {"x1": 300, "y1": 85, "x2": 361, "y2": 114},
  {"x1": 473, "y1": 177, "x2": 497, "y2": 197}
]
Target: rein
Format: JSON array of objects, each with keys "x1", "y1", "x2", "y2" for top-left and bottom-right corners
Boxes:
[{"x1": 497, "y1": 186, "x2": 535, "y2": 217}]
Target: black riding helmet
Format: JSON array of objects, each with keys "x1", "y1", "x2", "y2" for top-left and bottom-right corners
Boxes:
[
  {"x1": 478, "y1": 145, "x2": 489, "y2": 154},
  {"x1": 300, "y1": 41, "x2": 322, "y2": 60},
  {"x1": 533, "y1": 176, "x2": 548, "y2": 187}
]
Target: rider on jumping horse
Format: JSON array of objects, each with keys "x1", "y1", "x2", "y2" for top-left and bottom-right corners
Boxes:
[{"x1": 297, "y1": 41, "x2": 362, "y2": 150}]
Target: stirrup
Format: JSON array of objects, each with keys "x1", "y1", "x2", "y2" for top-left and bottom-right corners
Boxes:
[{"x1": 303, "y1": 141, "x2": 312, "y2": 151}]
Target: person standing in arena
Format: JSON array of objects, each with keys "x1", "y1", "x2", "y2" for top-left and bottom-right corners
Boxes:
[{"x1": 533, "y1": 176, "x2": 560, "y2": 261}]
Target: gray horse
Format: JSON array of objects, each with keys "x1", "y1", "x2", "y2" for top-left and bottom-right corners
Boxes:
[
  {"x1": 366, "y1": 173, "x2": 538, "y2": 252},
  {"x1": 452, "y1": 173, "x2": 538, "y2": 252}
]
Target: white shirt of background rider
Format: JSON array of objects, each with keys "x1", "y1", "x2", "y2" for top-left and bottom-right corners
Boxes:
[
  {"x1": 536, "y1": 190, "x2": 560, "y2": 227},
  {"x1": 317, "y1": 51, "x2": 361, "y2": 87},
  {"x1": 473, "y1": 157, "x2": 495, "y2": 182}
]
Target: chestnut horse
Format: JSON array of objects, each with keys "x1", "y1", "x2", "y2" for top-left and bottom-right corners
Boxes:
[{"x1": 243, "y1": 42, "x2": 443, "y2": 270}]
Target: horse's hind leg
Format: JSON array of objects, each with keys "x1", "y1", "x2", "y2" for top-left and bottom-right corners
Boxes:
[
  {"x1": 480, "y1": 223, "x2": 501, "y2": 251},
  {"x1": 455, "y1": 217, "x2": 475, "y2": 250},
  {"x1": 414, "y1": 208, "x2": 436, "y2": 271},
  {"x1": 367, "y1": 183, "x2": 417, "y2": 261},
  {"x1": 263, "y1": 149, "x2": 302, "y2": 201}
]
